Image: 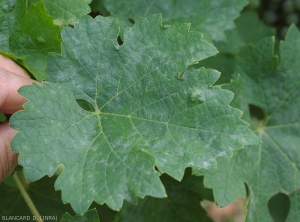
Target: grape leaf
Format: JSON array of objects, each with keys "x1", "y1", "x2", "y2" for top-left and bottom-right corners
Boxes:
[
  {"x1": 104, "y1": 0, "x2": 248, "y2": 41},
  {"x1": 43, "y1": 0, "x2": 92, "y2": 25},
  {"x1": 197, "y1": 11, "x2": 276, "y2": 84},
  {"x1": 61, "y1": 209, "x2": 100, "y2": 222},
  {"x1": 0, "y1": 0, "x2": 61, "y2": 80},
  {"x1": 214, "y1": 11, "x2": 276, "y2": 55},
  {"x1": 195, "y1": 25, "x2": 300, "y2": 221},
  {"x1": 11, "y1": 14, "x2": 258, "y2": 214},
  {"x1": 114, "y1": 170, "x2": 213, "y2": 222}
]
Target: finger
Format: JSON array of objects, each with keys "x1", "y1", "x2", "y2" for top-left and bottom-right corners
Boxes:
[
  {"x1": 0, "y1": 68, "x2": 36, "y2": 114},
  {"x1": 0, "y1": 54, "x2": 30, "y2": 78},
  {"x1": 0, "y1": 122, "x2": 18, "y2": 182}
]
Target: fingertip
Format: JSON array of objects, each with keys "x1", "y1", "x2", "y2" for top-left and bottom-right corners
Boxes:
[
  {"x1": 0, "y1": 54, "x2": 30, "y2": 79},
  {"x1": 0, "y1": 70, "x2": 35, "y2": 114},
  {"x1": 0, "y1": 122, "x2": 18, "y2": 182}
]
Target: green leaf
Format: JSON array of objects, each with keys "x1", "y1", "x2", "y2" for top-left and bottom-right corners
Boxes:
[
  {"x1": 195, "y1": 25, "x2": 300, "y2": 221},
  {"x1": 11, "y1": 14, "x2": 258, "y2": 214},
  {"x1": 214, "y1": 11, "x2": 276, "y2": 55},
  {"x1": 197, "y1": 11, "x2": 276, "y2": 85},
  {"x1": 234, "y1": 11, "x2": 276, "y2": 49},
  {"x1": 61, "y1": 209, "x2": 100, "y2": 222},
  {"x1": 43, "y1": 0, "x2": 92, "y2": 25},
  {"x1": 115, "y1": 170, "x2": 213, "y2": 222},
  {"x1": 194, "y1": 150, "x2": 249, "y2": 207},
  {"x1": 104, "y1": 0, "x2": 248, "y2": 41},
  {"x1": 0, "y1": 0, "x2": 61, "y2": 80}
]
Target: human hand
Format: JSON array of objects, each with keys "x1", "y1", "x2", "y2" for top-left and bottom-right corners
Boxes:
[{"x1": 0, "y1": 55, "x2": 35, "y2": 182}]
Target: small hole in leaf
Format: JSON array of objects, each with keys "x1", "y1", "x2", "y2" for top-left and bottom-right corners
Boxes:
[
  {"x1": 128, "y1": 18, "x2": 134, "y2": 24},
  {"x1": 268, "y1": 192, "x2": 290, "y2": 222},
  {"x1": 76, "y1": 99, "x2": 95, "y2": 112},
  {"x1": 249, "y1": 104, "x2": 265, "y2": 120}
]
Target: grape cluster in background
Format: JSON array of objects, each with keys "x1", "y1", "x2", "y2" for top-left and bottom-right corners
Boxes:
[{"x1": 249, "y1": 0, "x2": 300, "y2": 38}]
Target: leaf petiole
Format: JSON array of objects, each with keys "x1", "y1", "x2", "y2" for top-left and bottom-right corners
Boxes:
[{"x1": 13, "y1": 173, "x2": 43, "y2": 222}]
